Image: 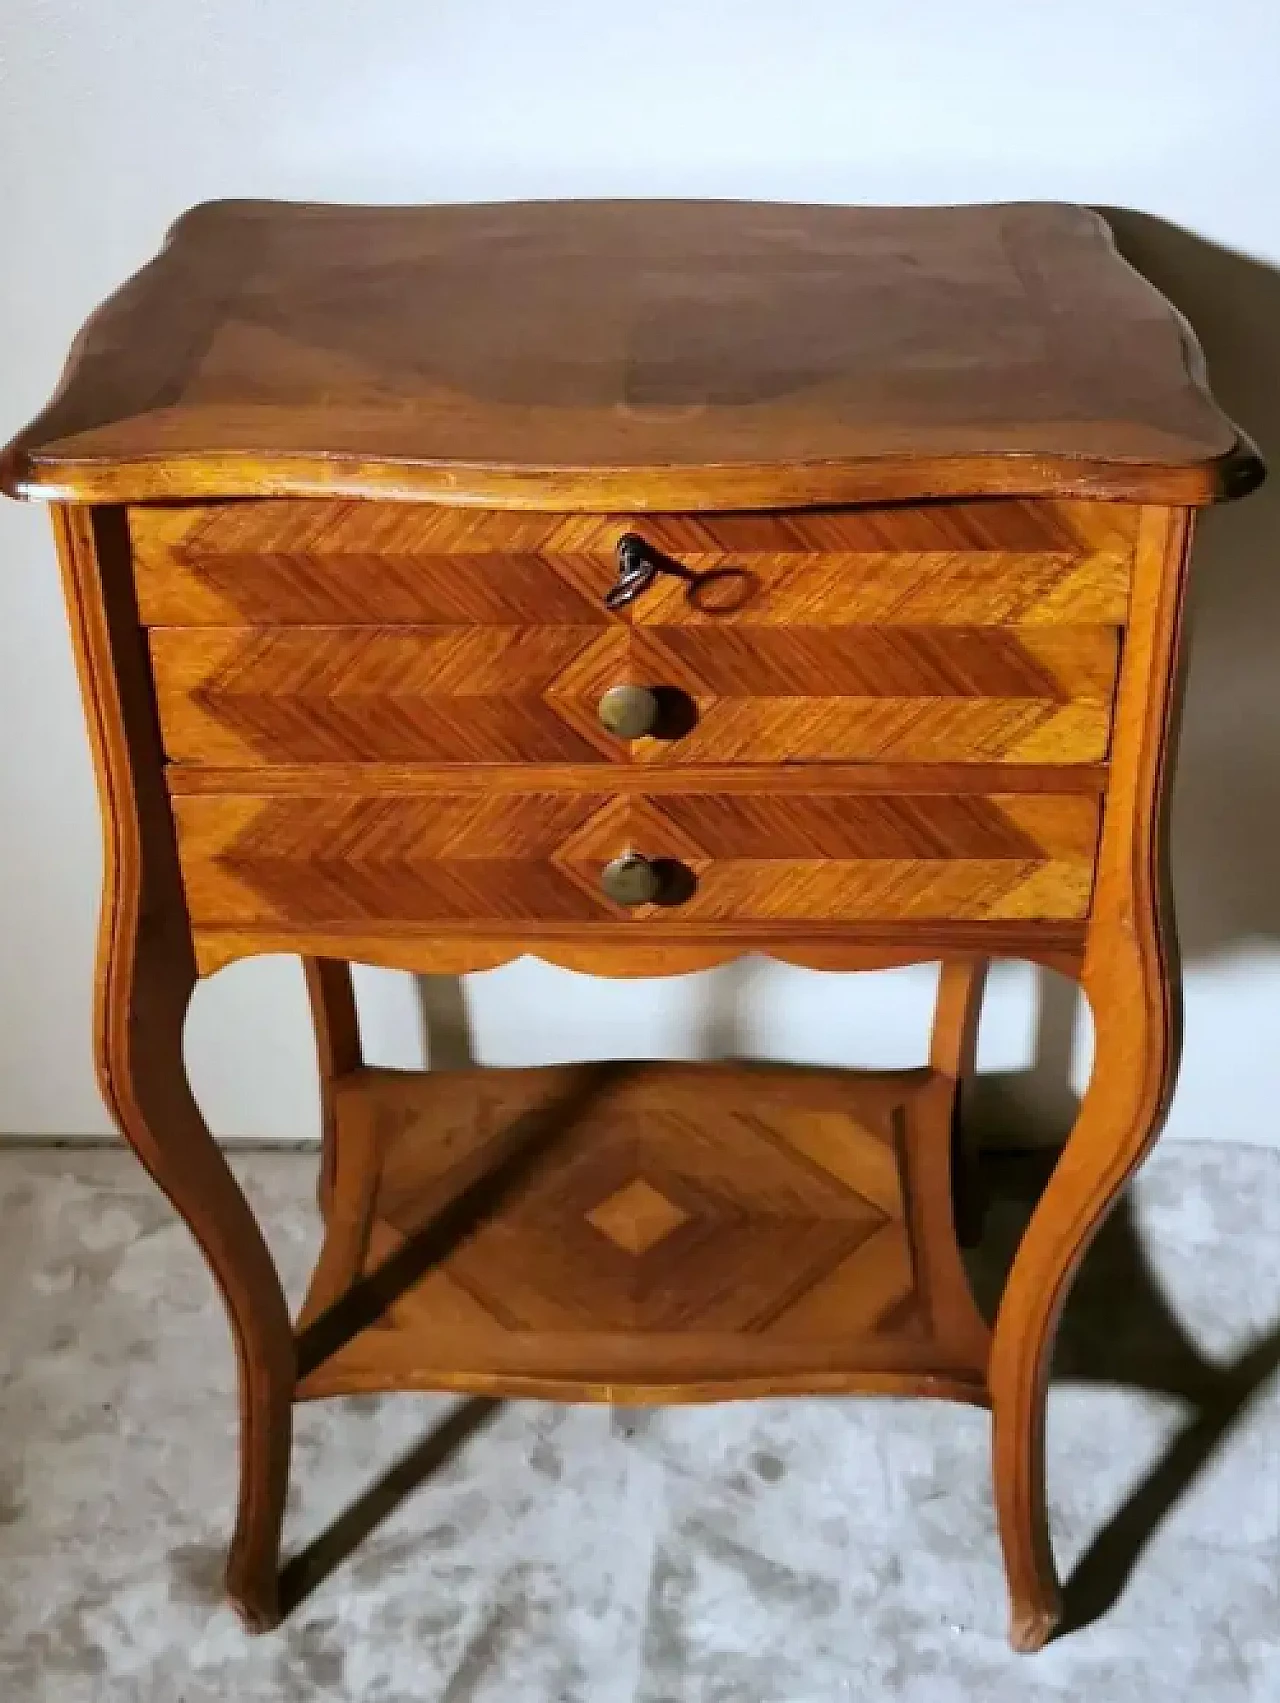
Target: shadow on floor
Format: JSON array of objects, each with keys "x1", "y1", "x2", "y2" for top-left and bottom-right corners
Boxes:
[
  {"x1": 278, "y1": 1395, "x2": 500, "y2": 1617},
  {"x1": 275, "y1": 1135, "x2": 1280, "y2": 1635},
  {"x1": 969, "y1": 1150, "x2": 1280, "y2": 1638}
]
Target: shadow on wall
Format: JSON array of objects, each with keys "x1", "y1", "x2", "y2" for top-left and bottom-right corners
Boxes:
[
  {"x1": 942, "y1": 210, "x2": 1280, "y2": 1150},
  {"x1": 1115, "y1": 210, "x2": 1280, "y2": 963}
]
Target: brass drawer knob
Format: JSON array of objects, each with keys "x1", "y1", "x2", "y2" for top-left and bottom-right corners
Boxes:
[
  {"x1": 598, "y1": 683, "x2": 660, "y2": 739},
  {"x1": 601, "y1": 853, "x2": 662, "y2": 907}
]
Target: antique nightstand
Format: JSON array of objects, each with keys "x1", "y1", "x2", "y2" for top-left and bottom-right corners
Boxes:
[{"x1": 1, "y1": 199, "x2": 1261, "y2": 1652}]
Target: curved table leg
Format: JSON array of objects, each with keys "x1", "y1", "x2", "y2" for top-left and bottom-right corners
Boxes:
[
  {"x1": 57, "y1": 505, "x2": 296, "y2": 1632},
  {"x1": 987, "y1": 504, "x2": 1191, "y2": 1651},
  {"x1": 930, "y1": 957, "x2": 990, "y2": 1246},
  {"x1": 989, "y1": 942, "x2": 1178, "y2": 1649},
  {"x1": 303, "y1": 959, "x2": 362, "y2": 1214},
  {"x1": 98, "y1": 934, "x2": 296, "y2": 1630}
]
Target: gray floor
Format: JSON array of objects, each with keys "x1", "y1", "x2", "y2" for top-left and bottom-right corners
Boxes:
[{"x1": 1, "y1": 1141, "x2": 1278, "y2": 1702}]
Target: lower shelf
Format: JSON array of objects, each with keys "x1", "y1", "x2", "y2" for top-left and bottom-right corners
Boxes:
[{"x1": 294, "y1": 1059, "x2": 991, "y2": 1405}]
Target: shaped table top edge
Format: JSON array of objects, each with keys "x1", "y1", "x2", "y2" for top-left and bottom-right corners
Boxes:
[{"x1": 1, "y1": 197, "x2": 1264, "y2": 513}]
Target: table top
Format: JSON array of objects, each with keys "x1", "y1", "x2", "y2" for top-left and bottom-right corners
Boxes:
[{"x1": 1, "y1": 198, "x2": 1260, "y2": 510}]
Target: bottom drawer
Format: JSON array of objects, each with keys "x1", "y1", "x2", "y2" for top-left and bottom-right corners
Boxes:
[{"x1": 170, "y1": 781, "x2": 1101, "y2": 930}]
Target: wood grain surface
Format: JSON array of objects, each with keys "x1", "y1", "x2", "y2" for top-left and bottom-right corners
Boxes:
[
  {"x1": 166, "y1": 761, "x2": 1110, "y2": 796},
  {"x1": 10, "y1": 184, "x2": 1267, "y2": 1654},
  {"x1": 1, "y1": 200, "x2": 1260, "y2": 509},
  {"x1": 51, "y1": 505, "x2": 295, "y2": 1633},
  {"x1": 185, "y1": 923, "x2": 1088, "y2": 982},
  {"x1": 990, "y1": 504, "x2": 1194, "y2": 1650},
  {"x1": 130, "y1": 498, "x2": 1138, "y2": 626},
  {"x1": 303, "y1": 958, "x2": 360, "y2": 1214},
  {"x1": 139, "y1": 497, "x2": 1133, "y2": 767},
  {"x1": 294, "y1": 1060, "x2": 990, "y2": 1403},
  {"x1": 150, "y1": 622, "x2": 1122, "y2": 767},
  {"x1": 170, "y1": 782, "x2": 1101, "y2": 932}
]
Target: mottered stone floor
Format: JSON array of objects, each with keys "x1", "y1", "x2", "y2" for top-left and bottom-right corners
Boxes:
[{"x1": 0, "y1": 1141, "x2": 1278, "y2": 1701}]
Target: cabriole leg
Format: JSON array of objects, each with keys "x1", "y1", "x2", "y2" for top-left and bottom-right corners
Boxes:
[
  {"x1": 988, "y1": 941, "x2": 1177, "y2": 1650},
  {"x1": 930, "y1": 957, "x2": 990, "y2": 1246},
  {"x1": 97, "y1": 935, "x2": 296, "y2": 1630},
  {"x1": 987, "y1": 504, "x2": 1191, "y2": 1651},
  {"x1": 57, "y1": 503, "x2": 296, "y2": 1631},
  {"x1": 303, "y1": 958, "x2": 362, "y2": 1214}
]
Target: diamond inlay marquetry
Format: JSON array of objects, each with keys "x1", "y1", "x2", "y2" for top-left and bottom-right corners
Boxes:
[
  {"x1": 294, "y1": 1060, "x2": 991, "y2": 1399},
  {"x1": 172, "y1": 783, "x2": 1102, "y2": 931},
  {"x1": 585, "y1": 1177, "x2": 691, "y2": 1255}
]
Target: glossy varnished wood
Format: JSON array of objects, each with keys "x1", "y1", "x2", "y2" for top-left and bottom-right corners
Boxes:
[
  {"x1": 142, "y1": 497, "x2": 1132, "y2": 768},
  {"x1": 302, "y1": 958, "x2": 360, "y2": 1213},
  {"x1": 989, "y1": 504, "x2": 1193, "y2": 1650},
  {"x1": 51, "y1": 505, "x2": 295, "y2": 1632},
  {"x1": 170, "y1": 782, "x2": 1102, "y2": 936},
  {"x1": 8, "y1": 195, "x2": 1263, "y2": 1655},
  {"x1": 166, "y1": 761, "x2": 1111, "y2": 797},
  {"x1": 188, "y1": 924, "x2": 1090, "y2": 984},
  {"x1": 0, "y1": 200, "x2": 1260, "y2": 509},
  {"x1": 129, "y1": 498, "x2": 1139, "y2": 626},
  {"x1": 165, "y1": 770, "x2": 1098, "y2": 979},
  {"x1": 930, "y1": 957, "x2": 991, "y2": 1246},
  {"x1": 149, "y1": 623, "x2": 1122, "y2": 768},
  {"x1": 293, "y1": 1060, "x2": 990, "y2": 1403}
]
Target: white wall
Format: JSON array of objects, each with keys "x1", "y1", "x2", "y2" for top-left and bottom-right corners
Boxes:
[{"x1": 1, "y1": 0, "x2": 1278, "y2": 1146}]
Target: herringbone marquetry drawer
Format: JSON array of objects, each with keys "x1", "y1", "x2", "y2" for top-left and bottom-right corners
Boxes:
[
  {"x1": 169, "y1": 780, "x2": 1102, "y2": 932},
  {"x1": 130, "y1": 499, "x2": 1139, "y2": 627},
  {"x1": 138, "y1": 497, "x2": 1136, "y2": 769},
  {"x1": 147, "y1": 621, "x2": 1121, "y2": 767}
]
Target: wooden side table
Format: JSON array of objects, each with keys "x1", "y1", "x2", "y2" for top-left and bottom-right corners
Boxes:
[{"x1": 1, "y1": 198, "x2": 1262, "y2": 1652}]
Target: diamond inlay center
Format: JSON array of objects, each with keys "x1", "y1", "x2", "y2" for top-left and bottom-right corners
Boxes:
[{"x1": 585, "y1": 1176, "x2": 691, "y2": 1255}]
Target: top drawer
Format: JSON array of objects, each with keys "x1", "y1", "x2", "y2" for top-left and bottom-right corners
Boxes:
[
  {"x1": 132, "y1": 499, "x2": 1137, "y2": 768},
  {"x1": 131, "y1": 499, "x2": 1136, "y2": 627}
]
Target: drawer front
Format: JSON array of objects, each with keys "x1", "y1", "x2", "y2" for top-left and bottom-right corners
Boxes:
[
  {"x1": 131, "y1": 499, "x2": 1136, "y2": 628},
  {"x1": 150, "y1": 626, "x2": 625, "y2": 765},
  {"x1": 172, "y1": 785, "x2": 1102, "y2": 930},
  {"x1": 149, "y1": 622, "x2": 1120, "y2": 767},
  {"x1": 137, "y1": 498, "x2": 1134, "y2": 769}
]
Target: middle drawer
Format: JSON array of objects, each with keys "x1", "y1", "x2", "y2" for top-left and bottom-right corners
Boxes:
[{"x1": 149, "y1": 621, "x2": 1120, "y2": 769}]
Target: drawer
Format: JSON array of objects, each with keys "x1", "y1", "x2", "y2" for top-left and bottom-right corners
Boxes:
[
  {"x1": 149, "y1": 622, "x2": 1120, "y2": 767},
  {"x1": 137, "y1": 498, "x2": 1135, "y2": 769},
  {"x1": 130, "y1": 499, "x2": 1137, "y2": 627},
  {"x1": 170, "y1": 782, "x2": 1102, "y2": 930}
]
